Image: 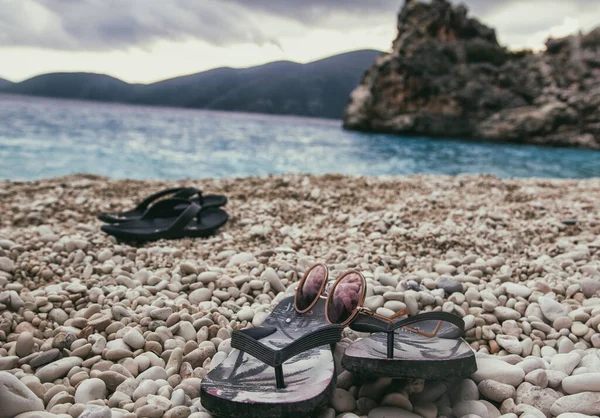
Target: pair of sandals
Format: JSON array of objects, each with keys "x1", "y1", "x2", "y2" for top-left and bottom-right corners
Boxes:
[
  {"x1": 200, "y1": 264, "x2": 477, "y2": 418},
  {"x1": 98, "y1": 187, "x2": 229, "y2": 241}
]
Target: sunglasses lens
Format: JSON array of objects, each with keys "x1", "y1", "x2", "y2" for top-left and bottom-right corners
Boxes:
[
  {"x1": 327, "y1": 272, "x2": 364, "y2": 324},
  {"x1": 296, "y1": 264, "x2": 327, "y2": 311}
]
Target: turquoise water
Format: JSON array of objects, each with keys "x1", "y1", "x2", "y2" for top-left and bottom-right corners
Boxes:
[{"x1": 1, "y1": 93, "x2": 598, "y2": 180}]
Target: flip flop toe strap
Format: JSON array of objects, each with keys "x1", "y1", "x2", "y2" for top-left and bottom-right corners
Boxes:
[
  {"x1": 128, "y1": 198, "x2": 202, "y2": 235},
  {"x1": 173, "y1": 187, "x2": 203, "y2": 203},
  {"x1": 351, "y1": 311, "x2": 465, "y2": 359},
  {"x1": 231, "y1": 324, "x2": 342, "y2": 389},
  {"x1": 134, "y1": 187, "x2": 194, "y2": 212}
]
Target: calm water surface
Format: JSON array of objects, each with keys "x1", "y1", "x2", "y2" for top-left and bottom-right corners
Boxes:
[{"x1": 1, "y1": 94, "x2": 598, "y2": 180}]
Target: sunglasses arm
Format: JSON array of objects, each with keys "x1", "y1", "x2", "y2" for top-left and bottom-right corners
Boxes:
[
  {"x1": 356, "y1": 306, "x2": 408, "y2": 323},
  {"x1": 355, "y1": 307, "x2": 444, "y2": 357}
]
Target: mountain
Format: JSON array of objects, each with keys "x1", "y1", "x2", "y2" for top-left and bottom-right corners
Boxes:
[
  {"x1": 0, "y1": 49, "x2": 381, "y2": 119},
  {"x1": 0, "y1": 78, "x2": 13, "y2": 89},
  {"x1": 4, "y1": 73, "x2": 137, "y2": 102},
  {"x1": 343, "y1": 0, "x2": 600, "y2": 149}
]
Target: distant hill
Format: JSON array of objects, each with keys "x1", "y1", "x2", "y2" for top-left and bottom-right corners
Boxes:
[
  {"x1": 0, "y1": 78, "x2": 12, "y2": 89},
  {"x1": 0, "y1": 49, "x2": 381, "y2": 119},
  {"x1": 5, "y1": 73, "x2": 137, "y2": 102}
]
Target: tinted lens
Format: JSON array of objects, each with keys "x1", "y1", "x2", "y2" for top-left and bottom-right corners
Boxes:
[
  {"x1": 296, "y1": 265, "x2": 327, "y2": 311},
  {"x1": 327, "y1": 272, "x2": 364, "y2": 324}
]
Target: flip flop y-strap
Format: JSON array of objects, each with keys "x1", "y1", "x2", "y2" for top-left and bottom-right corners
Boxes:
[
  {"x1": 139, "y1": 198, "x2": 202, "y2": 232},
  {"x1": 350, "y1": 312, "x2": 465, "y2": 358},
  {"x1": 231, "y1": 324, "x2": 342, "y2": 389},
  {"x1": 174, "y1": 187, "x2": 204, "y2": 205},
  {"x1": 134, "y1": 187, "x2": 201, "y2": 212}
]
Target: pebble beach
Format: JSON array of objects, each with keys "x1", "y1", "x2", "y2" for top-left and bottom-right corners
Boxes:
[{"x1": 1, "y1": 173, "x2": 600, "y2": 418}]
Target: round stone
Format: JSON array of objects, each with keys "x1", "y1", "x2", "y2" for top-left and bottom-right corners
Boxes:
[
  {"x1": 550, "y1": 392, "x2": 600, "y2": 416},
  {"x1": 435, "y1": 263, "x2": 456, "y2": 275},
  {"x1": 550, "y1": 353, "x2": 582, "y2": 375},
  {"x1": 525, "y1": 369, "x2": 548, "y2": 388},
  {"x1": 133, "y1": 380, "x2": 159, "y2": 400},
  {"x1": 177, "y1": 322, "x2": 197, "y2": 341},
  {"x1": 496, "y1": 335, "x2": 522, "y2": 355},
  {"x1": 189, "y1": 288, "x2": 213, "y2": 304},
  {"x1": 123, "y1": 328, "x2": 145, "y2": 349},
  {"x1": 75, "y1": 378, "x2": 107, "y2": 404},
  {"x1": 503, "y1": 283, "x2": 532, "y2": 298},
  {"x1": 0, "y1": 371, "x2": 44, "y2": 418},
  {"x1": 437, "y1": 277, "x2": 463, "y2": 294},
  {"x1": 79, "y1": 405, "x2": 111, "y2": 418},
  {"x1": 452, "y1": 400, "x2": 489, "y2": 418},
  {"x1": 331, "y1": 388, "x2": 356, "y2": 413},
  {"x1": 562, "y1": 373, "x2": 600, "y2": 394},
  {"x1": 228, "y1": 252, "x2": 256, "y2": 266},
  {"x1": 381, "y1": 392, "x2": 412, "y2": 410},
  {"x1": 451, "y1": 379, "x2": 479, "y2": 402},
  {"x1": 237, "y1": 307, "x2": 255, "y2": 322},
  {"x1": 571, "y1": 323, "x2": 589, "y2": 337},
  {"x1": 538, "y1": 297, "x2": 569, "y2": 322},
  {"x1": 180, "y1": 261, "x2": 198, "y2": 275},
  {"x1": 472, "y1": 358, "x2": 525, "y2": 387},
  {"x1": 15, "y1": 332, "x2": 34, "y2": 357},
  {"x1": 262, "y1": 268, "x2": 285, "y2": 293},
  {"x1": 580, "y1": 278, "x2": 600, "y2": 298},
  {"x1": 478, "y1": 380, "x2": 516, "y2": 402},
  {"x1": 35, "y1": 357, "x2": 83, "y2": 382}
]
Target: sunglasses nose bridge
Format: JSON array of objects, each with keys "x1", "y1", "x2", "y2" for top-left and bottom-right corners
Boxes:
[{"x1": 323, "y1": 280, "x2": 335, "y2": 297}]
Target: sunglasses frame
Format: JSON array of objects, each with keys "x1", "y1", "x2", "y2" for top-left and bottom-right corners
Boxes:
[
  {"x1": 294, "y1": 263, "x2": 330, "y2": 314},
  {"x1": 293, "y1": 264, "x2": 443, "y2": 338},
  {"x1": 294, "y1": 265, "x2": 368, "y2": 326},
  {"x1": 324, "y1": 270, "x2": 367, "y2": 326}
]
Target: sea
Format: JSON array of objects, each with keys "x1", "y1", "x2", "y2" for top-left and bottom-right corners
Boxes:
[{"x1": 1, "y1": 94, "x2": 599, "y2": 181}]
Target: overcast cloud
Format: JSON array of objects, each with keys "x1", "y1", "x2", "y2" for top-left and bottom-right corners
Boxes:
[
  {"x1": 0, "y1": 0, "x2": 597, "y2": 52},
  {"x1": 0, "y1": 0, "x2": 598, "y2": 83},
  {"x1": 0, "y1": 0, "x2": 280, "y2": 51}
]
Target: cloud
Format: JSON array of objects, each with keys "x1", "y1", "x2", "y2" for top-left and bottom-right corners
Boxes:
[
  {"x1": 226, "y1": 0, "x2": 401, "y2": 26},
  {"x1": 0, "y1": 0, "x2": 598, "y2": 53},
  {"x1": 0, "y1": 0, "x2": 280, "y2": 51},
  {"x1": 479, "y1": 0, "x2": 600, "y2": 49}
]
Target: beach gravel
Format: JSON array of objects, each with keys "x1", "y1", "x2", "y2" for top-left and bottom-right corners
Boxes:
[{"x1": 0, "y1": 173, "x2": 599, "y2": 417}]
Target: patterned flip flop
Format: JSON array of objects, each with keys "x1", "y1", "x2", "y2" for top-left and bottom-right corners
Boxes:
[
  {"x1": 200, "y1": 296, "x2": 342, "y2": 418},
  {"x1": 343, "y1": 311, "x2": 477, "y2": 379}
]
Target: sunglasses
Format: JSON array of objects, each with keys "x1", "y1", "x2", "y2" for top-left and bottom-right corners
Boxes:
[{"x1": 294, "y1": 264, "x2": 442, "y2": 337}]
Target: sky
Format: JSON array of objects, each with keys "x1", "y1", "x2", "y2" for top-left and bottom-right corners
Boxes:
[{"x1": 0, "y1": 0, "x2": 599, "y2": 84}]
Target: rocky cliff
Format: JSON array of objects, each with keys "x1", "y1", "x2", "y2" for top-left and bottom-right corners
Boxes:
[{"x1": 343, "y1": 0, "x2": 600, "y2": 149}]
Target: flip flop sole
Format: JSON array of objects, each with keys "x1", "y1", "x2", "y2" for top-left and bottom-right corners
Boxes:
[
  {"x1": 101, "y1": 209, "x2": 228, "y2": 241},
  {"x1": 201, "y1": 348, "x2": 335, "y2": 418},
  {"x1": 99, "y1": 194, "x2": 227, "y2": 223},
  {"x1": 342, "y1": 329, "x2": 476, "y2": 380},
  {"x1": 200, "y1": 296, "x2": 337, "y2": 418}
]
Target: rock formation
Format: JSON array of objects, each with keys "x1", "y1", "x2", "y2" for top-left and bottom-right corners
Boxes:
[{"x1": 343, "y1": 0, "x2": 600, "y2": 149}]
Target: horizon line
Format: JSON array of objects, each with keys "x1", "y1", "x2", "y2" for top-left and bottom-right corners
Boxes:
[{"x1": 0, "y1": 47, "x2": 384, "y2": 85}]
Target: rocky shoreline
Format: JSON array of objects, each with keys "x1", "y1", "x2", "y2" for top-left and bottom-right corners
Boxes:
[
  {"x1": 1, "y1": 174, "x2": 600, "y2": 418},
  {"x1": 343, "y1": 0, "x2": 600, "y2": 150}
]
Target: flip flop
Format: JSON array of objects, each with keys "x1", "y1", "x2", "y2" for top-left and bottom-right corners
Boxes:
[
  {"x1": 200, "y1": 296, "x2": 342, "y2": 418},
  {"x1": 100, "y1": 198, "x2": 228, "y2": 241},
  {"x1": 201, "y1": 264, "x2": 352, "y2": 418},
  {"x1": 98, "y1": 187, "x2": 227, "y2": 223},
  {"x1": 342, "y1": 310, "x2": 477, "y2": 380}
]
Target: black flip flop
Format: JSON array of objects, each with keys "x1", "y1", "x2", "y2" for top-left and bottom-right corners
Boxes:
[
  {"x1": 98, "y1": 187, "x2": 227, "y2": 223},
  {"x1": 100, "y1": 198, "x2": 228, "y2": 241},
  {"x1": 342, "y1": 311, "x2": 476, "y2": 380},
  {"x1": 200, "y1": 296, "x2": 342, "y2": 418}
]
